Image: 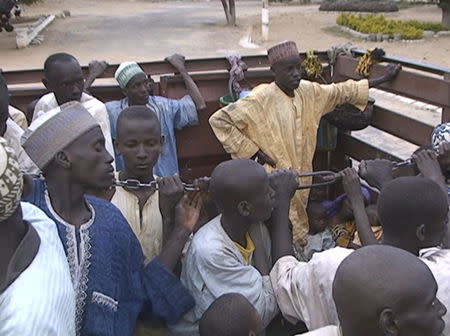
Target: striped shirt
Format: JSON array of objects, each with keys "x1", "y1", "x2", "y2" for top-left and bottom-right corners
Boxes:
[{"x1": 0, "y1": 202, "x2": 76, "y2": 336}]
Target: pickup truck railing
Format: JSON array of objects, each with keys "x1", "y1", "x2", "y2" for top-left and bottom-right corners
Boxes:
[{"x1": 3, "y1": 51, "x2": 450, "y2": 180}]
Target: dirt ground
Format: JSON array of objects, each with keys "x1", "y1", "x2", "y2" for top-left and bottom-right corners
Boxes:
[{"x1": 1, "y1": 0, "x2": 449, "y2": 70}]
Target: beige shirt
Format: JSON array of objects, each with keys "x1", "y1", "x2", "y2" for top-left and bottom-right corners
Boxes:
[
  {"x1": 33, "y1": 92, "x2": 115, "y2": 169},
  {"x1": 111, "y1": 180, "x2": 163, "y2": 262},
  {"x1": 4, "y1": 119, "x2": 39, "y2": 174},
  {"x1": 296, "y1": 326, "x2": 342, "y2": 336},
  {"x1": 209, "y1": 80, "x2": 369, "y2": 246},
  {"x1": 9, "y1": 106, "x2": 28, "y2": 129}
]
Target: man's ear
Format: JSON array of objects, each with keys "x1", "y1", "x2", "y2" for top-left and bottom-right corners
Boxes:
[
  {"x1": 416, "y1": 224, "x2": 426, "y2": 242},
  {"x1": 237, "y1": 200, "x2": 251, "y2": 217},
  {"x1": 379, "y1": 308, "x2": 399, "y2": 336},
  {"x1": 54, "y1": 151, "x2": 71, "y2": 169}
]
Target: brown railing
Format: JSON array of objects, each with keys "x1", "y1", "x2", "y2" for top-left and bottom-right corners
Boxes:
[{"x1": 3, "y1": 51, "x2": 450, "y2": 179}]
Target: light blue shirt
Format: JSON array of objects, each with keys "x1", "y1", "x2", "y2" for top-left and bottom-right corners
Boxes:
[{"x1": 105, "y1": 95, "x2": 198, "y2": 176}]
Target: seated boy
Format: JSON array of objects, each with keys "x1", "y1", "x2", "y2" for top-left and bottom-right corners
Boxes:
[
  {"x1": 106, "y1": 55, "x2": 206, "y2": 175},
  {"x1": 171, "y1": 160, "x2": 299, "y2": 335},
  {"x1": 298, "y1": 245, "x2": 446, "y2": 336},
  {"x1": 199, "y1": 293, "x2": 263, "y2": 336},
  {"x1": 22, "y1": 102, "x2": 200, "y2": 336}
]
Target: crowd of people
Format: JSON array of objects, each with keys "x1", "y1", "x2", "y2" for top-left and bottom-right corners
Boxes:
[{"x1": 0, "y1": 40, "x2": 448, "y2": 336}]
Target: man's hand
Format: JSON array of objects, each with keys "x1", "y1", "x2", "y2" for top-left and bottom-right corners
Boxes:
[
  {"x1": 165, "y1": 53, "x2": 187, "y2": 73},
  {"x1": 383, "y1": 63, "x2": 401, "y2": 81},
  {"x1": 88, "y1": 60, "x2": 108, "y2": 78},
  {"x1": 158, "y1": 175, "x2": 185, "y2": 215},
  {"x1": 413, "y1": 150, "x2": 446, "y2": 186},
  {"x1": 269, "y1": 168, "x2": 299, "y2": 203},
  {"x1": 368, "y1": 63, "x2": 401, "y2": 88},
  {"x1": 358, "y1": 159, "x2": 394, "y2": 190},
  {"x1": 341, "y1": 168, "x2": 363, "y2": 203},
  {"x1": 256, "y1": 149, "x2": 276, "y2": 168},
  {"x1": 174, "y1": 191, "x2": 204, "y2": 233}
]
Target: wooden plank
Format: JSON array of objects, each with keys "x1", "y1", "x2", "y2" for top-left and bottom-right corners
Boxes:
[
  {"x1": 334, "y1": 56, "x2": 450, "y2": 108},
  {"x1": 336, "y1": 132, "x2": 402, "y2": 162},
  {"x1": 370, "y1": 105, "x2": 434, "y2": 146},
  {"x1": 2, "y1": 52, "x2": 329, "y2": 85}
]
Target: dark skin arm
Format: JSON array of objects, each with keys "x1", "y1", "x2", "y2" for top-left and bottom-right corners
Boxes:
[
  {"x1": 341, "y1": 168, "x2": 378, "y2": 246},
  {"x1": 165, "y1": 54, "x2": 206, "y2": 111},
  {"x1": 269, "y1": 169, "x2": 299, "y2": 263},
  {"x1": 158, "y1": 175, "x2": 184, "y2": 245},
  {"x1": 367, "y1": 63, "x2": 401, "y2": 88},
  {"x1": 83, "y1": 60, "x2": 108, "y2": 92},
  {"x1": 158, "y1": 192, "x2": 203, "y2": 271}
]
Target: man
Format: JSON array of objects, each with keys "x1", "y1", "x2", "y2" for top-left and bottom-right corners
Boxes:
[
  {"x1": 22, "y1": 102, "x2": 201, "y2": 336},
  {"x1": 269, "y1": 172, "x2": 449, "y2": 332},
  {"x1": 33, "y1": 53, "x2": 115, "y2": 167},
  {"x1": 199, "y1": 293, "x2": 263, "y2": 336},
  {"x1": 299, "y1": 245, "x2": 447, "y2": 336},
  {"x1": 171, "y1": 159, "x2": 297, "y2": 335},
  {"x1": 209, "y1": 40, "x2": 401, "y2": 247},
  {"x1": 0, "y1": 137, "x2": 76, "y2": 336},
  {"x1": 0, "y1": 73, "x2": 38, "y2": 174},
  {"x1": 105, "y1": 54, "x2": 206, "y2": 176}
]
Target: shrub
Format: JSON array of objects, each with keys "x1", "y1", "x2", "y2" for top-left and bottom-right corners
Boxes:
[
  {"x1": 336, "y1": 13, "x2": 450, "y2": 39},
  {"x1": 320, "y1": 1, "x2": 398, "y2": 13}
]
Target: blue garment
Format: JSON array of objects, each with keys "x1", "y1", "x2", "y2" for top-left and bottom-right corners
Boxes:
[
  {"x1": 105, "y1": 95, "x2": 198, "y2": 176},
  {"x1": 23, "y1": 179, "x2": 194, "y2": 336}
]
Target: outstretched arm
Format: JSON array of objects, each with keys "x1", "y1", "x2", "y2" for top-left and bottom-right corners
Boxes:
[
  {"x1": 165, "y1": 54, "x2": 206, "y2": 110},
  {"x1": 341, "y1": 168, "x2": 378, "y2": 246},
  {"x1": 367, "y1": 63, "x2": 401, "y2": 88}
]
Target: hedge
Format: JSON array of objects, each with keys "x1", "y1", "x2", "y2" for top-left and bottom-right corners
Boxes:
[
  {"x1": 320, "y1": 1, "x2": 398, "y2": 13},
  {"x1": 337, "y1": 13, "x2": 450, "y2": 40}
]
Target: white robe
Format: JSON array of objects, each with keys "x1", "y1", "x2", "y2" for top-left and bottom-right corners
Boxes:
[
  {"x1": 171, "y1": 215, "x2": 278, "y2": 335},
  {"x1": 0, "y1": 202, "x2": 76, "y2": 336}
]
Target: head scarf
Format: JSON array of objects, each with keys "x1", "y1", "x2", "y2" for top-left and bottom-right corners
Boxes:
[
  {"x1": 115, "y1": 61, "x2": 146, "y2": 89},
  {"x1": 431, "y1": 122, "x2": 450, "y2": 152},
  {"x1": 22, "y1": 102, "x2": 99, "y2": 170},
  {"x1": 0, "y1": 137, "x2": 23, "y2": 222}
]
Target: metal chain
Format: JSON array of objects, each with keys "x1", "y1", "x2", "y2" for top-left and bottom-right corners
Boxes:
[{"x1": 114, "y1": 179, "x2": 199, "y2": 191}]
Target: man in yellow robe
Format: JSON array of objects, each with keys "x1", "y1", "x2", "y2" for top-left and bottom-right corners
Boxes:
[{"x1": 209, "y1": 41, "x2": 400, "y2": 246}]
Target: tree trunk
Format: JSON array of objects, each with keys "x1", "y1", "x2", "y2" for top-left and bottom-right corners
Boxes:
[
  {"x1": 443, "y1": 6, "x2": 450, "y2": 26},
  {"x1": 229, "y1": 0, "x2": 236, "y2": 26},
  {"x1": 220, "y1": 0, "x2": 231, "y2": 24}
]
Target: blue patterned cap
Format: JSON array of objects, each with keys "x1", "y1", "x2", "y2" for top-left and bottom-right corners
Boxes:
[{"x1": 431, "y1": 123, "x2": 450, "y2": 152}]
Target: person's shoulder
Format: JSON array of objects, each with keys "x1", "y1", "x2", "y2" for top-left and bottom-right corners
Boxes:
[
  {"x1": 309, "y1": 247, "x2": 353, "y2": 266},
  {"x1": 21, "y1": 201, "x2": 59, "y2": 238},
  {"x1": 190, "y1": 216, "x2": 226, "y2": 254},
  {"x1": 105, "y1": 98, "x2": 124, "y2": 110},
  {"x1": 296, "y1": 325, "x2": 341, "y2": 336}
]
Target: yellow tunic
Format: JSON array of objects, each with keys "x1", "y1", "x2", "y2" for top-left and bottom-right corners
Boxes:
[
  {"x1": 209, "y1": 79, "x2": 369, "y2": 246},
  {"x1": 233, "y1": 232, "x2": 256, "y2": 266},
  {"x1": 111, "y1": 177, "x2": 163, "y2": 263}
]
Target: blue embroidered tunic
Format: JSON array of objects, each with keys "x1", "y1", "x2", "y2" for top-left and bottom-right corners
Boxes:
[
  {"x1": 105, "y1": 95, "x2": 198, "y2": 176},
  {"x1": 23, "y1": 179, "x2": 194, "y2": 336}
]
